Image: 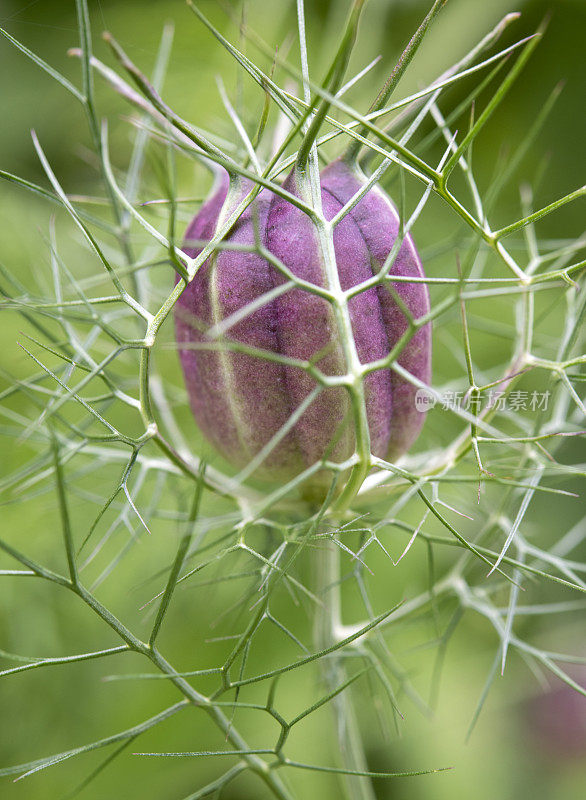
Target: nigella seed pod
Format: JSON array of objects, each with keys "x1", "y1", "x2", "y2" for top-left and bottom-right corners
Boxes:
[
  {"x1": 175, "y1": 161, "x2": 431, "y2": 492},
  {"x1": 176, "y1": 173, "x2": 304, "y2": 480},
  {"x1": 319, "y1": 158, "x2": 431, "y2": 460},
  {"x1": 265, "y1": 168, "x2": 395, "y2": 469}
]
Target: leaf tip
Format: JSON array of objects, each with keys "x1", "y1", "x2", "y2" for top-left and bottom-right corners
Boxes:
[{"x1": 536, "y1": 12, "x2": 552, "y2": 36}]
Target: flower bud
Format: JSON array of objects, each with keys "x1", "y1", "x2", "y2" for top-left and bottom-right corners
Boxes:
[{"x1": 175, "y1": 160, "x2": 431, "y2": 490}]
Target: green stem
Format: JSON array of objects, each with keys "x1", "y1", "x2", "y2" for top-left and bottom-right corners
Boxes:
[
  {"x1": 74, "y1": 580, "x2": 294, "y2": 800},
  {"x1": 147, "y1": 649, "x2": 294, "y2": 800},
  {"x1": 296, "y1": 0, "x2": 367, "y2": 170},
  {"x1": 314, "y1": 538, "x2": 376, "y2": 800},
  {"x1": 345, "y1": 0, "x2": 447, "y2": 164}
]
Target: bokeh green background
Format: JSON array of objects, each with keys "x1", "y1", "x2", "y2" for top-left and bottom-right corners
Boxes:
[{"x1": 1, "y1": 1, "x2": 584, "y2": 799}]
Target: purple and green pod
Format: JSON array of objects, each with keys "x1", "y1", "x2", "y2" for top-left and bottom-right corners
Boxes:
[
  {"x1": 319, "y1": 158, "x2": 431, "y2": 460},
  {"x1": 174, "y1": 158, "x2": 431, "y2": 489}
]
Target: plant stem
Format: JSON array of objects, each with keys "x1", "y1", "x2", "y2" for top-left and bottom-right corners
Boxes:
[
  {"x1": 71, "y1": 581, "x2": 294, "y2": 800},
  {"x1": 314, "y1": 537, "x2": 376, "y2": 800},
  {"x1": 147, "y1": 649, "x2": 294, "y2": 800}
]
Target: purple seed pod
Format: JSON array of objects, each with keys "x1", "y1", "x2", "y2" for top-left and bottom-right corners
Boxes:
[
  {"x1": 265, "y1": 168, "x2": 396, "y2": 470},
  {"x1": 176, "y1": 173, "x2": 303, "y2": 481},
  {"x1": 175, "y1": 160, "x2": 431, "y2": 490},
  {"x1": 319, "y1": 157, "x2": 431, "y2": 460}
]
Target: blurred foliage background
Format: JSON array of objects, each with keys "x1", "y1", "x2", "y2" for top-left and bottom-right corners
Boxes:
[{"x1": 0, "y1": 1, "x2": 584, "y2": 799}]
